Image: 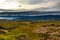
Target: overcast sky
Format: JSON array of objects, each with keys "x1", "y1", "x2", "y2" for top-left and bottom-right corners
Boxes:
[{"x1": 0, "y1": 0, "x2": 60, "y2": 11}]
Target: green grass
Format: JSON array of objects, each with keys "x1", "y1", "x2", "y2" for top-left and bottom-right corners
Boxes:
[{"x1": 0, "y1": 20, "x2": 60, "y2": 40}]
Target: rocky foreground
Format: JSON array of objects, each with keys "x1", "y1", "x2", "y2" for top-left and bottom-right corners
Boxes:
[{"x1": 0, "y1": 20, "x2": 60, "y2": 40}]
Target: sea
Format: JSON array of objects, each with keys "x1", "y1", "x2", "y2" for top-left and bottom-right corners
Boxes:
[{"x1": 0, "y1": 11, "x2": 60, "y2": 20}]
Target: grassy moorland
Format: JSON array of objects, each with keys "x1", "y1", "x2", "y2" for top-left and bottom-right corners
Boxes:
[{"x1": 0, "y1": 20, "x2": 60, "y2": 40}]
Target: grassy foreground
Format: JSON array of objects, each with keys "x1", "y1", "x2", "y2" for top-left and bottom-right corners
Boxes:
[{"x1": 0, "y1": 20, "x2": 60, "y2": 40}]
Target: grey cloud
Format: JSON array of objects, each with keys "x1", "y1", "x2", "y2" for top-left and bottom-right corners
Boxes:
[
  {"x1": 28, "y1": 0, "x2": 47, "y2": 4},
  {"x1": 29, "y1": 0, "x2": 60, "y2": 11},
  {"x1": 18, "y1": 0, "x2": 60, "y2": 11},
  {"x1": 28, "y1": 0, "x2": 57, "y2": 4},
  {"x1": 30, "y1": 0, "x2": 59, "y2": 4},
  {"x1": 20, "y1": 0, "x2": 59, "y2": 4},
  {"x1": 0, "y1": 0, "x2": 60, "y2": 11},
  {"x1": 31, "y1": 6, "x2": 60, "y2": 11},
  {"x1": 55, "y1": 2, "x2": 60, "y2": 9},
  {"x1": 20, "y1": 0, "x2": 49, "y2": 4}
]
